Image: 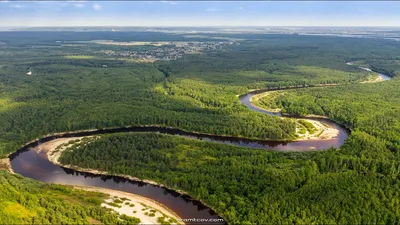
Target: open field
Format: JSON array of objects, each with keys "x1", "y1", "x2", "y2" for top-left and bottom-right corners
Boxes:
[{"x1": 64, "y1": 55, "x2": 97, "y2": 59}]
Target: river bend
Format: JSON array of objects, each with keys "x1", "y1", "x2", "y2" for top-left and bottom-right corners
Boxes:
[{"x1": 9, "y1": 64, "x2": 392, "y2": 223}]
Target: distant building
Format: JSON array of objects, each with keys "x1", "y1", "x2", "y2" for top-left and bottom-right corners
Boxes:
[{"x1": 102, "y1": 65, "x2": 108, "y2": 68}]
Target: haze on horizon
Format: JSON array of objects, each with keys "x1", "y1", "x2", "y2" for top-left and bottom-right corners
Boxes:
[{"x1": 0, "y1": 1, "x2": 400, "y2": 27}]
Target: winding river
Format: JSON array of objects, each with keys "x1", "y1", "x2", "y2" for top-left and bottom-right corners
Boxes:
[{"x1": 9, "y1": 64, "x2": 392, "y2": 223}]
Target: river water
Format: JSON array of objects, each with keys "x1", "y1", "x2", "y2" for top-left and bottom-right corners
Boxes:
[{"x1": 9, "y1": 65, "x2": 392, "y2": 223}]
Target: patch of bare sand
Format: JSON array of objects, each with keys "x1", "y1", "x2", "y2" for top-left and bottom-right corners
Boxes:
[
  {"x1": 133, "y1": 58, "x2": 157, "y2": 63},
  {"x1": 296, "y1": 119, "x2": 339, "y2": 141},
  {"x1": 40, "y1": 137, "x2": 89, "y2": 166},
  {"x1": 0, "y1": 158, "x2": 14, "y2": 174},
  {"x1": 74, "y1": 186, "x2": 182, "y2": 225},
  {"x1": 361, "y1": 75, "x2": 383, "y2": 83}
]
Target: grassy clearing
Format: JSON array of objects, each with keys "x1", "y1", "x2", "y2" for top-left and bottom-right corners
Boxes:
[{"x1": 64, "y1": 55, "x2": 96, "y2": 59}]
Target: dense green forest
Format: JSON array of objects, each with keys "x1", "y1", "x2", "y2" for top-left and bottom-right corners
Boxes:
[
  {"x1": 59, "y1": 132, "x2": 400, "y2": 224},
  {"x1": 2, "y1": 32, "x2": 400, "y2": 224},
  {"x1": 256, "y1": 79, "x2": 400, "y2": 158},
  {"x1": 0, "y1": 170, "x2": 140, "y2": 224},
  {"x1": 1, "y1": 32, "x2": 400, "y2": 157}
]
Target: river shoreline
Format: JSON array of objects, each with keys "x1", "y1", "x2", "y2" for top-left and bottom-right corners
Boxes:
[
  {"x1": 7, "y1": 124, "x2": 297, "y2": 158},
  {"x1": 5, "y1": 82, "x2": 365, "y2": 161},
  {"x1": 44, "y1": 137, "x2": 169, "y2": 189},
  {"x1": 40, "y1": 137, "x2": 222, "y2": 223},
  {"x1": 241, "y1": 70, "x2": 391, "y2": 142},
  {"x1": 247, "y1": 91, "x2": 339, "y2": 141}
]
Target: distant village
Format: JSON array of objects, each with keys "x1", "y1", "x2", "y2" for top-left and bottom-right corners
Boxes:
[{"x1": 99, "y1": 41, "x2": 236, "y2": 61}]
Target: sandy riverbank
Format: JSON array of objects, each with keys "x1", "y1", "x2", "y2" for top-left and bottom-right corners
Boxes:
[
  {"x1": 73, "y1": 186, "x2": 183, "y2": 225},
  {"x1": 0, "y1": 158, "x2": 14, "y2": 174},
  {"x1": 295, "y1": 119, "x2": 339, "y2": 141},
  {"x1": 40, "y1": 137, "x2": 183, "y2": 224},
  {"x1": 249, "y1": 92, "x2": 339, "y2": 141},
  {"x1": 361, "y1": 75, "x2": 383, "y2": 83}
]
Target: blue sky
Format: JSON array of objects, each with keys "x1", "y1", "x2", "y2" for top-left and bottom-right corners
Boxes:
[{"x1": 0, "y1": 1, "x2": 400, "y2": 27}]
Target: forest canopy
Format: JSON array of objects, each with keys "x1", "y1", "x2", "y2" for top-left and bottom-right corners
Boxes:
[{"x1": 59, "y1": 132, "x2": 400, "y2": 225}]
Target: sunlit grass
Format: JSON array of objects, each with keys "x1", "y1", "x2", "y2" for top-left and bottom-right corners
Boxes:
[
  {"x1": 64, "y1": 55, "x2": 96, "y2": 59},
  {"x1": 3, "y1": 202, "x2": 37, "y2": 219},
  {"x1": 0, "y1": 97, "x2": 24, "y2": 113}
]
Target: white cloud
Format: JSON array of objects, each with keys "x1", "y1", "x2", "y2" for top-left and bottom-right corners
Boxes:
[
  {"x1": 160, "y1": 1, "x2": 178, "y2": 5},
  {"x1": 235, "y1": 5, "x2": 253, "y2": 12},
  {"x1": 10, "y1": 4, "x2": 24, "y2": 8},
  {"x1": 74, "y1": 3, "x2": 85, "y2": 8},
  {"x1": 93, "y1": 3, "x2": 102, "y2": 11},
  {"x1": 206, "y1": 8, "x2": 219, "y2": 12},
  {"x1": 60, "y1": 2, "x2": 85, "y2": 8}
]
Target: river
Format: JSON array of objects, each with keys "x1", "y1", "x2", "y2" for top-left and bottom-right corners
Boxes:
[{"x1": 9, "y1": 64, "x2": 392, "y2": 224}]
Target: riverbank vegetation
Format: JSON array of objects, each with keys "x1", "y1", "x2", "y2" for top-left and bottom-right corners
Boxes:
[
  {"x1": 59, "y1": 132, "x2": 400, "y2": 224},
  {"x1": 298, "y1": 120, "x2": 318, "y2": 135},
  {"x1": 0, "y1": 170, "x2": 140, "y2": 224}
]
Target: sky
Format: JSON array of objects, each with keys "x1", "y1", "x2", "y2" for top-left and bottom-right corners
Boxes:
[{"x1": 0, "y1": 1, "x2": 400, "y2": 27}]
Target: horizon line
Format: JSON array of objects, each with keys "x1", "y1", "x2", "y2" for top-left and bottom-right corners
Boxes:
[{"x1": 2, "y1": 25, "x2": 400, "y2": 28}]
